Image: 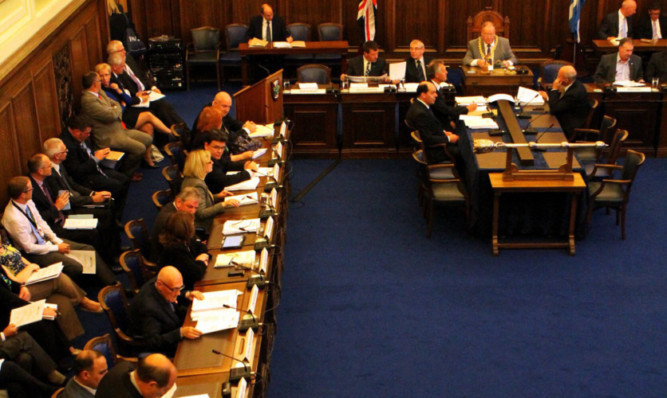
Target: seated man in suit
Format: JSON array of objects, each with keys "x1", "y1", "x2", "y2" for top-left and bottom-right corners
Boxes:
[
  {"x1": 404, "y1": 40, "x2": 432, "y2": 83},
  {"x1": 341, "y1": 41, "x2": 389, "y2": 81},
  {"x1": 598, "y1": 0, "x2": 637, "y2": 40},
  {"x1": 150, "y1": 187, "x2": 200, "y2": 262},
  {"x1": 106, "y1": 40, "x2": 187, "y2": 130},
  {"x1": 538, "y1": 65, "x2": 591, "y2": 140},
  {"x1": 201, "y1": 130, "x2": 257, "y2": 195},
  {"x1": 79, "y1": 71, "x2": 153, "y2": 180},
  {"x1": 27, "y1": 154, "x2": 117, "y2": 285},
  {"x1": 463, "y1": 21, "x2": 516, "y2": 68},
  {"x1": 427, "y1": 60, "x2": 477, "y2": 130},
  {"x1": 635, "y1": 3, "x2": 666, "y2": 39},
  {"x1": 61, "y1": 349, "x2": 108, "y2": 398},
  {"x1": 247, "y1": 3, "x2": 292, "y2": 43},
  {"x1": 60, "y1": 114, "x2": 130, "y2": 216},
  {"x1": 129, "y1": 266, "x2": 204, "y2": 357},
  {"x1": 405, "y1": 81, "x2": 459, "y2": 164},
  {"x1": 593, "y1": 38, "x2": 643, "y2": 83},
  {"x1": 1, "y1": 176, "x2": 116, "y2": 285},
  {"x1": 645, "y1": 50, "x2": 667, "y2": 81},
  {"x1": 95, "y1": 353, "x2": 176, "y2": 398}
]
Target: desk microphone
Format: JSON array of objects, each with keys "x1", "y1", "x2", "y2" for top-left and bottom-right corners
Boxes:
[
  {"x1": 517, "y1": 92, "x2": 541, "y2": 118},
  {"x1": 523, "y1": 113, "x2": 549, "y2": 134},
  {"x1": 533, "y1": 123, "x2": 555, "y2": 152},
  {"x1": 222, "y1": 304, "x2": 262, "y2": 332},
  {"x1": 211, "y1": 349, "x2": 253, "y2": 382}
]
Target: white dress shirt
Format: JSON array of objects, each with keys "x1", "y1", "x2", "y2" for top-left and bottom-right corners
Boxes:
[{"x1": 2, "y1": 200, "x2": 63, "y2": 254}]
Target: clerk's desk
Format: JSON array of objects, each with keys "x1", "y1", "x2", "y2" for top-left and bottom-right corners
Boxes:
[
  {"x1": 592, "y1": 38, "x2": 667, "y2": 53},
  {"x1": 461, "y1": 65, "x2": 534, "y2": 96}
]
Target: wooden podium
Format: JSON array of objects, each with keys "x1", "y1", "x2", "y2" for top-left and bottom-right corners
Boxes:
[{"x1": 234, "y1": 69, "x2": 284, "y2": 124}]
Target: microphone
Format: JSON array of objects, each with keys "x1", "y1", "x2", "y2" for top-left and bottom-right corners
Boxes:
[
  {"x1": 523, "y1": 113, "x2": 549, "y2": 134},
  {"x1": 246, "y1": 274, "x2": 270, "y2": 289},
  {"x1": 517, "y1": 92, "x2": 541, "y2": 119},
  {"x1": 222, "y1": 304, "x2": 261, "y2": 332},
  {"x1": 211, "y1": 349, "x2": 253, "y2": 382},
  {"x1": 532, "y1": 123, "x2": 554, "y2": 152}
]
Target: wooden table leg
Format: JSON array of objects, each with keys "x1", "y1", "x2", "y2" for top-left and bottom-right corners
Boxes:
[
  {"x1": 492, "y1": 192, "x2": 500, "y2": 255},
  {"x1": 568, "y1": 194, "x2": 579, "y2": 256}
]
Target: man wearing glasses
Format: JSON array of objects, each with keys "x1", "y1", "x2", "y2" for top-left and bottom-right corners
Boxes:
[{"x1": 129, "y1": 266, "x2": 204, "y2": 356}]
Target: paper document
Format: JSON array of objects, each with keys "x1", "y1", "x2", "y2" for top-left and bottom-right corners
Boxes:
[
  {"x1": 487, "y1": 93, "x2": 515, "y2": 103},
  {"x1": 236, "y1": 376, "x2": 248, "y2": 398},
  {"x1": 215, "y1": 250, "x2": 257, "y2": 269},
  {"x1": 297, "y1": 83, "x2": 318, "y2": 91},
  {"x1": 347, "y1": 74, "x2": 387, "y2": 83},
  {"x1": 272, "y1": 41, "x2": 291, "y2": 48},
  {"x1": 291, "y1": 41, "x2": 306, "y2": 48},
  {"x1": 389, "y1": 61, "x2": 406, "y2": 81},
  {"x1": 289, "y1": 88, "x2": 327, "y2": 94},
  {"x1": 249, "y1": 38, "x2": 267, "y2": 47},
  {"x1": 613, "y1": 80, "x2": 645, "y2": 87},
  {"x1": 255, "y1": 167, "x2": 273, "y2": 177},
  {"x1": 25, "y1": 262, "x2": 63, "y2": 285},
  {"x1": 66, "y1": 250, "x2": 96, "y2": 274},
  {"x1": 516, "y1": 86, "x2": 545, "y2": 105},
  {"x1": 227, "y1": 192, "x2": 258, "y2": 207},
  {"x1": 63, "y1": 217, "x2": 98, "y2": 229},
  {"x1": 131, "y1": 91, "x2": 166, "y2": 108},
  {"x1": 456, "y1": 96, "x2": 487, "y2": 106},
  {"x1": 402, "y1": 82, "x2": 420, "y2": 92},
  {"x1": 616, "y1": 87, "x2": 652, "y2": 92},
  {"x1": 252, "y1": 148, "x2": 267, "y2": 159},
  {"x1": 43, "y1": 303, "x2": 58, "y2": 320},
  {"x1": 349, "y1": 83, "x2": 384, "y2": 93},
  {"x1": 459, "y1": 115, "x2": 499, "y2": 129},
  {"x1": 248, "y1": 124, "x2": 274, "y2": 138},
  {"x1": 9, "y1": 299, "x2": 46, "y2": 327},
  {"x1": 161, "y1": 381, "x2": 177, "y2": 398},
  {"x1": 191, "y1": 290, "x2": 242, "y2": 314},
  {"x1": 223, "y1": 218, "x2": 261, "y2": 235},
  {"x1": 225, "y1": 177, "x2": 260, "y2": 192}
]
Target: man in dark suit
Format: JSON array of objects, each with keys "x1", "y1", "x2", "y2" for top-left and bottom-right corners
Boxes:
[
  {"x1": 538, "y1": 65, "x2": 591, "y2": 140},
  {"x1": 341, "y1": 41, "x2": 389, "y2": 80},
  {"x1": 95, "y1": 353, "x2": 176, "y2": 398},
  {"x1": 202, "y1": 130, "x2": 257, "y2": 194},
  {"x1": 150, "y1": 187, "x2": 200, "y2": 261},
  {"x1": 645, "y1": 50, "x2": 667, "y2": 81},
  {"x1": 405, "y1": 81, "x2": 459, "y2": 164},
  {"x1": 404, "y1": 40, "x2": 432, "y2": 83},
  {"x1": 128, "y1": 266, "x2": 204, "y2": 356},
  {"x1": 62, "y1": 349, "x2": 107, "y2": 398},
  {"x1": 597, "y1": 0, "x2": 637, "y2": 39},
  {"x1": 593, "y1": 38, "x2": 643, "y2": 83},
  {"x1": 247, "y1": 3, "x2": 292, "y2": 43},
  {"x1": 634, "y1": 3, "x2": 666, "y2": 39},
  {"x1": 60, "y1": 114, "x2": 130, "y2": 215},
  {"x1": 427, "y1": 60, "x2": 477, "y2": 130}
]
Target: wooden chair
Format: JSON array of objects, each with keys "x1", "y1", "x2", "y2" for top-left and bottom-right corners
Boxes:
[
  {"x1": 587, "y1": 128, "x2": 629, "y2": 179},
  {"x1": 410, "y1": 129, "x2": 456, "y2": 165},
  {"x1": 466, "y1": 7, "x2": 510, "y2": 41},
  {"x1": 119, "y1": 249, "x2": 158, "y2": 294},
  {"x1": 51, "y1": 388, "x2": 64, "y2": 398},
  {"x1": 98, "y1": 284, "x2": 145, "y2": 357},
  {"x1": 163, "y1": 141, "x2": 183, "y2": 166},
  {"x1": 162, "y1": 164, "x2": 183, "y2": 196},
  {"x1": 123, "y1": 219, "x2": 157, "y2": 268},
  {"x1": 152, "y1": 188, "x2": 172, "y2": 209},
  {"x1": 572, "y1": 115, "x2": 617, "y2": 166},
  {"x1": 186, "y1": 26, "x2": 221, "y2": 90},
  {"x1": 297, "y1": 64, "x2": 331, "y2": 84},
  {"x1": 83, "y1": 333, "x2": 133, "y2": 367},
  {"x1": 587, "y1": 149, "x2": 645, "y2": 240}
]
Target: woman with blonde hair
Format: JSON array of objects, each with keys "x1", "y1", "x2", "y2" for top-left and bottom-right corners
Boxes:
[{"x1": 181, "y1": 149, "x2": 240, "y2": 232}]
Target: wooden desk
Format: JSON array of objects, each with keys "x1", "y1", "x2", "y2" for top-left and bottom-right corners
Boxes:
[
  {"x1": 239, "y1": 41, "x2": 349, "y2": 85},
  {"x1": 592, "y1": 38, "x2": 667, "y2": 53},
  {"x1": 489, "y1": 173, "x2": 587, "y2": 255},
  {"x1": 461, "y1": 65, "x2": 534, "y2": 96}
]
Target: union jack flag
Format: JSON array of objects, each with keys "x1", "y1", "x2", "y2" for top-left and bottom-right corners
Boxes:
[{"x1": 357, "y1": 0, "x2": 377, "y2": 42}]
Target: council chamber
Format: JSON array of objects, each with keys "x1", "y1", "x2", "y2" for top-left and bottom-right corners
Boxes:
[{"x1": 0, "y1": 0, "x2": 665, "y2": 397}]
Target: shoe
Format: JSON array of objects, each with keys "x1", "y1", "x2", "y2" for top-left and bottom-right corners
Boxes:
[
  {"x1": 80, "y1": 299, "x2": 103, "y2": 313},
  {"x1": 131, "y1": 172, "x2": 143, "y2": 182}
]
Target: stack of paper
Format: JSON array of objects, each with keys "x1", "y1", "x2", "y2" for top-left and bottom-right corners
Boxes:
[
  {"x1": 516, "y1": 86, "x2": 545, "y2": 105},
  {"x1": 9, "y1": 299, "x2": 47, "y2": 327},
  {"x1": 25, "y1": 262, "x2": 63, "y2": 285},
  {"x1": 459, "y1": 115, "x2": 499, "y2": 129},
  {"x1": 248, "y1": 124, "x2": 274, "y2": 138},
  {"x1": 190, "y1": 290, "x2": 242, "y2": 334},
  {"x1": 348, "y1": 83, "x2": 384, "y2": 93},
  {"x1": 223, "y1": 218, "x2": 261, "y2": 235},
  {"x1": 251, "y1": 148, "x2": 267, "y2": 159},
  {"x1": 63, "y1": 217, "x2": 98, "y2": 229},
  {"x1": 226, "y1": 192, "x2": 258, "y2": 207},
  {"x1": 215, "y1": 250, "x2": 257, "y2": 268},
  {"x1": 456, "y1": 96, "x2": 487, "y2": 106},
  {"x1": 225, "y1": 177, "x2": 260, "y2": 192}
]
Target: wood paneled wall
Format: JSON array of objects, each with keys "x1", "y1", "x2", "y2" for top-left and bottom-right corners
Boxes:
[
  {"x1": 0, "y1": 0, "x2": 108, "y2": 205},
  {"x1": 129, "y1": 0, "x2": 667, "y2": 62}
]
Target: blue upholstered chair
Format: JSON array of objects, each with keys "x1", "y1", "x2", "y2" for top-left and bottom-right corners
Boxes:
[{"x1": 186, "y1": 26, "x2": 221, "y2": 90}]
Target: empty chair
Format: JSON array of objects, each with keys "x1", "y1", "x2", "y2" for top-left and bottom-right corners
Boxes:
[
  {"x1": 119, "y1": 249, "x2": 157, "y2": 294},
  {"x1": 466, "y1": 8, "x2": 510, "y2": 41},
  {"x1": 587, "y1": 128, "x2": 629, "y2": 179},
  {"x1": 286, "y1": 23, "x2": 313, "y2": 64},
  {"x1": 163, "y1": 141, "x2": 183, "y2": 166},
  {"x1": 186, "y1": 26, "x2": 221, "y2": 90},
  {"x1": 587, "y1": 149, "x2": 645, "y2": 240},
  {"x1": 162, "y1": 164, "x2": 183, "y2": 195},
  {"x1": 297, "y1": 64, "x2": 331, "y2": 84},
  {"x1": 152, "y1": 188, "x2": 173, "y2": 209},
  {"x1": 123, "y1": 219, "x2": 156, "y2": 268},
  {"x1": 572, "y1": 115, "x2": 617, "y2": 163},
  {"x1": 315, "y1": 23, "x2": 343, "y2": 64},
  {"x1": 98, "y1": 284, "x2": 145, "y2": 356},
  {"x1": 221, "y1": 23, "x2": 249, "y2": 81}
]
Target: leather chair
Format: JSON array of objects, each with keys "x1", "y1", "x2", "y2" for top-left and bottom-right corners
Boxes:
[
  {"x1": 221, "y1": 24, "x2": 248, "y2": 82},
  {"x1": 572, "y1": 115, "x2": 616, "y2": 166},
  {"x1": 286, "y1": 23, "x2": 313, "y2": 64},
  {"x1": 297, "y1": 64, "x2": 331, "y2": 84},
  {"x1": 587, "y1": 128, "x2": 628, "y2": 179},
  {"x1": 162, "y1": 164, "x2": 183, "y2": 196},
  {"x1": 186, "y1": 26, "x2": 221, "y2": 90},
  {"x1": 98, "y1": 284, "x2": 145, "y2": 356},
  {"x1": 316, "y1": 23, "x2": 343, "y2": 64},
  {"x1": 151, "y1": 188, "x2": 172, "y2": 209},
  {"x1": 409, "y1": 128, "x2": 456, "y2": 165},
  {"x1": 587, "y1": 149, "x2": 645, "y2": 240},
  {"x1": 120, "y1": 249, "x2": 157, "y2": 294},
  {"x1": 466, "y1": 7, "x2": 510, "y2": 41},
  {"x1": 538, "y1": 59, "x2": 573, "y2": 89}
]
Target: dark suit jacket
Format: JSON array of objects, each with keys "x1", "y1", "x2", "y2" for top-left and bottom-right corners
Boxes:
[
  {"x1": 29, "y1": 176, "x2": 63, "y2": 227},
  {"x1": 129, "y1": 277, "x2": 186, "y2": 356},
  {"x1": 547, "y1": 80, "x2": 591, "y2": 140},
  {"x1": 205, "y1": 155, "x2": 250, "y2": 195},
  {"x1": 646, "y1": 50, "x2": 667, "y2": 81},
  {"x1": 346, "y1": 55, "x2": 388, "y2": 77},
  {"x1": 125, "y1": 54, "x2": 156, "y2": 90},
  {"x1": 45, "y1": 166, "x2": 95, "y2": 208},
  {"x1": 150, "y1": 203, "x2": 177, "y2": 261},
  {"x1": 247, "y1": 15, "x2": 290, "y2": 41},
  {"x1": 62, "y1": 378, "x2": 94, "y2": 398},
  {"x1": 593, "y1": 53, "x2": 643, "y2": 83},
  {"x1": 404, "y1": 57, "x2": 432, "y2": 83},
  {"x1": 405, "y1": 99, "x2": 451, "y2": 164},
  {"x1": 634, "y1": 15, "x2": 667, "y2": 39},
  {"x1": 597, "y1": 12, "x2": 634, "y2": 39},
  {"x1": 430, "y1": 82, "x2": 468, "y2": 129},
  {"x1": 158, "y1": 240, "x2": 208, "y2": 291},
  {"x1": 60, "y1": 130, "x2": 106, "y2": 183},
  {"x1": 95, "y1": 361, "x2": 141, "y2": 398}
]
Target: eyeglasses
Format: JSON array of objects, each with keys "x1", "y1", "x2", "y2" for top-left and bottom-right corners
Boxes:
[{"x1": 159, "y1": 280, "x2": 185, "y2": 293}]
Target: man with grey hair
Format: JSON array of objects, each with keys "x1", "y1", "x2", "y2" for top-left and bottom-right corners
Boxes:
[
  {"x1": 404, "y1": 39, "x2": 432, "y2": 83},
  {"x1": 150, "y1": 187, "x2": 202, "y2": 260},
  {"x1": 463, "y1": 21, "x2": 516, "y2": 68},
  {"x1": 538, "y1": 65, "x2": 591, "y2": 140}
]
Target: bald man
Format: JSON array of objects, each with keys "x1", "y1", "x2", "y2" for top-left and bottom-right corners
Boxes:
[
  {"x1": 598, "y1": 0, "x2": 637, "y2": 39},
  {"x1": 463, "y1": 22, "x2": 516, "y2": 68},
  {"x1": 95, "y1": 353, "x2": 177, "y2": 398},
  {"x1": 246, "y1": 3, "x2": 292, "y2": 43},
  {"x1": 129, "y1": 266, "x2": 203, "y2": 356},
  {"x1": 539, "y1": 65, "x2": 591, "y2": 140},
  {"x1": 404, "y1": 40, "x2": 433, "y2": 83}
]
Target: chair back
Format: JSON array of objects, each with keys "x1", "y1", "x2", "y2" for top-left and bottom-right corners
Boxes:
[
  {"x1": 599, "y1": 115, "x2": 617, "y2": 143},
  {"x1": 191, "y1": 26, "x2": 220, "y2": 51},
  {"x1": 539, "y1": 60, "x2": 572, "y2": 86},
  {"x1": 152, "y1": 189, "x2": 173, "y2": 209},
  {"x1": 621, "y1": 149, "x2": 644, "y2": 183},
  {"x1": 225, "y1": 23, "x2": 249, "y2": 50},
  {"x1": 98, "y1": 284, "x2": 132, "y2": 337},
  {"x1": 84, "y1": 333, "x2": 117, "y2": 367},
  {"x1": 584, "y1": 98, "x2": 599, "y2": 129},
  {"x1": 607, "y1": 128, "x2": 628, "y2": 165},
  {"x1": 119, "y1": 249, "x2": 148, "y2": 293},
  {"x1": 466, "y1": 7, "x2": 510, "y2": 41},
  {"x1": 297, "y1": 64, "x2": 331, "y2": 84},
  {"x1": 287, "y1": 23, "x2": 311, "y2": 41},
  {"x1": 124, "y1": 218, "x2": 151, "y2": 256},
  {"x1": 51, "y1": 388, "x2": 64, "y2": 398},
  {"x1": 318, "y1": 23, "x2": 343, "y2": 41},
  {"x1": 162, "y1": 164, "x2": 183, "y2": 195},
  {"x1": 163, "y1": 141, "x2": 183, "y2": 166}
]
